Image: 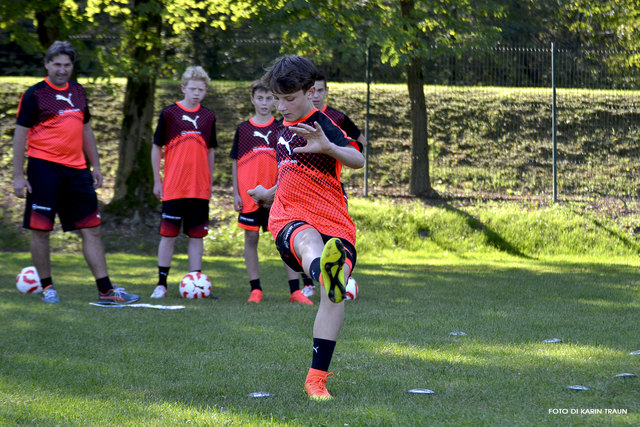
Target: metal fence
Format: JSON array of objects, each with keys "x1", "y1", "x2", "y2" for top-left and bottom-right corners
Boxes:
[{"x1": 303, "y1": 43, "x2": 640, "y2": 201}]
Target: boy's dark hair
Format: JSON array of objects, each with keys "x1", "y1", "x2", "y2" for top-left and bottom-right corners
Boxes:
[
  {"x1": 45, "y1": 41, "x2": 76, "y2": 64},
  {"x1": 315, "y1": 69, "x2": 326, "y2": 82},
  {"x1": 250, "y1": 79, "x2": 271, "y2": 97},
  {"x1": 261, "y1": 55, "x2": 318, "y2": 94}
]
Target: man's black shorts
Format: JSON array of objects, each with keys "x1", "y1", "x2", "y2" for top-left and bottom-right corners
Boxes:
[{"x1": 23, "y1": 157, "x2": 100, "y2": 231}]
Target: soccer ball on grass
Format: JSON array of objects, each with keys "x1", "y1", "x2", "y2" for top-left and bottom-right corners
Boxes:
[
  {"x1": 16, "y1": 266, "x2": 42, "y2": 294},
  {"x1": 179, "y1": 272, "x2": 212, "y2": 299},
  {"x1": 345, "y1": 276, "x2": 358, "y2": 300}
]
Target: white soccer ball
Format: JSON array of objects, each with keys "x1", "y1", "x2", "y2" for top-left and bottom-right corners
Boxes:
[
  {"x1": 16, "y1": 266, "x2": 42, "y2": 294},
  {"x1": 345, "y1": 276, "x2": 358, "y2": 300},
  {"x1": 179, "y1": 272, "x2": 212, "y2": 299}
]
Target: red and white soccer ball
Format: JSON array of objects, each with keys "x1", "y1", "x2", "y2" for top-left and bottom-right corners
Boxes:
[
  {"x1": 179, "y1": 272, "x2": 212, "y2": 299},
  {"x1": 345, "y1": 276, "x2": 358, "y2": 300},
  {"x1": 16, "y1": 266, "x2": 42, "y2": 294}
]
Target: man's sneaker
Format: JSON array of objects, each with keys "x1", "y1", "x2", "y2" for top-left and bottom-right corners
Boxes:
[
  {"x1": 304, "y1": 368, "x2": 334, "y2": 400},
  {"x1": 301, "y1": 284, "x2": 315, "y2": 298},
  {"x1": 150, "y1": 285, "x2": 167, "y2": 299},
  {"x1": 41, "y1": 285, "x2": 60, "y2": 303},
  {"x1": 289, "y1": 289, "x2": 314, "y2": 305},
  {"x1": 320, "y1": 238, "x2": 347, "y2": 303},
  {"x1": 98, "y1": 285, "x2": 140, "y2": 304},
  {"x1": 248, "y1": 289, "x2": 263, "y2": 303}
]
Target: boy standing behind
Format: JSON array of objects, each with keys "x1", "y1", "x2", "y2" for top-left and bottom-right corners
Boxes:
[
  {"x1": 253, "y1": 56, "x2": 365, "y2": 399},
  {"x1": 230, "y1": 80, "x2": 313, "y2": 305},
  {"x1": 150, "y1": 66, "x2": 217, "y2": 298},
  {"x1": 312, "y1": 71, "x2": 368, "y2": 150}
]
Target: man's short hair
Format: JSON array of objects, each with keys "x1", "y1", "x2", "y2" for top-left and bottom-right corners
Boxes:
[
  {"x1": 45, "y1": 41, "x2": 76, "y2": 64},
  {"x1": 182, "y1": 66, "x2": 210, "y2": 86},
  {"x1": 261, "y1": 55, "x2": 318, "y2": 94},
  {"x1": 250, "y1": 80, "x2": 271, "y2": 97}
]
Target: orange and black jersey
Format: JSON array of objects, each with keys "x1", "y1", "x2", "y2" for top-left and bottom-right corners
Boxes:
[
  {"x1": 154, "y1": 102, "x2": 217, "y2": 201},
  {"x1": 16, "y1": 78, "x2": 91, "y2": 169},
  {"x1": 269, "y1": 109, "x2": 360, "y2": 245},
  {"x1": 320, "y1": 104, "x2": 362, "y2": 149},
  {"x1": 230, "y1": 117, "x2": 280, "y2": 213}
]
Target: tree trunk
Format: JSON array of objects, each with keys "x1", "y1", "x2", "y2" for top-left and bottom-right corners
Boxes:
[
  {"x1": 401, "y1": 0, "x2": 434, "y2": 197},
  {"x1": 405, "y1": 59, "x2": 432, "y2": 197},
  {"x1": 106, "y1": 0, "x2": 162, "y2": 216},
  {"x1": 107, "y1": 76, "x2": 157, "y2": 215},
  {"x1": 35, "y1": 4, "x2": 62, "y2": 49}
]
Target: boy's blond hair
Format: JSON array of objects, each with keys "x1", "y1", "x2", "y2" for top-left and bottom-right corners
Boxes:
[{"x1": 182, "y1": 66, "x2": 210, "y2": 86}]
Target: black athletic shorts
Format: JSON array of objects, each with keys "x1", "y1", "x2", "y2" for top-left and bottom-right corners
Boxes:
[
  {"x1": 159, "y1": 198, "x2": 209, "y2": 238},
  {"x1": 23, "y1": 157, "x2": 100, "y2": 232},
  {"x1": 237, "y1": 206, "x2": 270, "y2": 232},
  {"x1": 275, "y1": 220, "x2": 357, "y2": 273}
]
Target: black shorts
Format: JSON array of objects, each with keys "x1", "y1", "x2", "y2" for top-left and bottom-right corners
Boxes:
[
  {"x1": 237, "y1": 206, "x2": 270, "y2": 232},
  {"x1": 23, "y1": 157, "x2": 100, "y2": 232},
  {"x1": 160, "y1": 198, "x2": 209, "y2": 238},
  {"x1": 275, "y1": 220, "x2": 357, "y2": 273}
]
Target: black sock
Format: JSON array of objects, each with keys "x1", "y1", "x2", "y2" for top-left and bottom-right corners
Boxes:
[
  {"x1": 301, "y1": 273, "x2": 314, "y2": 287},
  {"x1": 158, "y1": 266, "x2": 170, "y2": 287},
  {"x1": 309, "y1": 258, "x2": 321, "y2": 282},
  {"x1": 96, "y1": 276, "x2": 113, "y2": 294},
  {"x1": 288, "y1": 279, "x2": 300, "y2": 294},
  {"x1": 250, "y1": 279, "x2": 262, "y2": 291},
  {"x1": 41, "y1": 277, "x2": 53, "y2": 289},
  {"x1": 311, "y1": 338, "x2": 336, "y2": 372}
]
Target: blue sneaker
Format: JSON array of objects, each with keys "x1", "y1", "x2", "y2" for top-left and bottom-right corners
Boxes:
[
  {"x1": 41, "y1": 286, "x2": 60, "y2": 303},
  {"x1": 97, "y1": 285, "x2": 140, "y2": 304}
]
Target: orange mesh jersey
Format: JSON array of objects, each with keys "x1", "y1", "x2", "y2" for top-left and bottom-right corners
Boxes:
[
  {"x1": 269, "y1": 109, "x2": 360, "y2": 245},
  {"x1": 16, "y1": 78, "x2": 90, "y2": 169},
  {"x1": 154, "y1": 102, "x2": 217, "y2": 201},
  {"x1": 230, "y1": 117, "x2": 280, "y2": 213},
  {"x1": 320, "y1": 104, "x2": 362, "y2": 141}
]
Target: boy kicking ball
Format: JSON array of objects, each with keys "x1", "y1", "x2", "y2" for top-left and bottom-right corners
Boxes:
[{"x1": 251, "y1": 55, "x2": 364, "y2": 399}]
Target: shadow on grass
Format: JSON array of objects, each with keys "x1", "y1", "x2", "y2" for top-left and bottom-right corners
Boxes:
[
  {"x1": 568, "y1": 206, "x2": 640, "y2": 256},
  {"x1": 440, "y1": 202, "x2": 529, "y2": 258}
]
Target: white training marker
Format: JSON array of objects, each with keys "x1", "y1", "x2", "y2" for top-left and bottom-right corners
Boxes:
[
  {"x1": 615, "y1": 373, "x2": 637, "y2": 378},
  {"x1": 629, "y1": 350, "x2": 640, "y2": 355},
  {"x1": 89, "y1": 302, "x2": 185, "y2": 310},
  {"x1": 449, "y1": 332, "x2": 467, "y2": 336},
  {"x1": 408, "y1": 388, "x2": 435, "y2": 395},
  {"x1": 543, "y1": 338, "x2": 562, "y2": 343},
  {"x1": 247, "y1": 392, "x2": 272, "y2": 398},
  {"x1": 566, "y1": 385, "x2": 589, "y2": 391}
]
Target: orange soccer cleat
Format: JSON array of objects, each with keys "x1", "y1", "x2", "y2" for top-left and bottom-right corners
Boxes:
[
  {"x1": 289, "y1": 289, "x2": 314, "y2": 305},
  {"x1": 304, "y1": 368, "x2": 334, "y2": 400},
  {"x1": 248, "y1": 289, "x2": 263, "y2": 303}
]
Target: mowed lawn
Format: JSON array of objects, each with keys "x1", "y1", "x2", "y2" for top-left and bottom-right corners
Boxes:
[{"x1": 1, "y1": 249, "x2": 639, "y2": 426}]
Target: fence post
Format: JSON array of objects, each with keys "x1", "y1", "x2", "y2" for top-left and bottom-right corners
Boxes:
[
  {"x1": 551, "y1": 42, "x2": 558, "y2": 202},
  {"x1": 364, "y1": 44, "x2": 371, "y2": 197}
]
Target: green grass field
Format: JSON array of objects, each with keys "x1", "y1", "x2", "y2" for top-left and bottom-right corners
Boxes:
[{"x1": 1, "y1": 199, "x2": 639, "y2": 426}]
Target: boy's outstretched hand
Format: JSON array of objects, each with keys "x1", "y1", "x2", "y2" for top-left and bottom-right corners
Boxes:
[{"x1": 290, "y1": 122, "x2": 332, "y2": 155}]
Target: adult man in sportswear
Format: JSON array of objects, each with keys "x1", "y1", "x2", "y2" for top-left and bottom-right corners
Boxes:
[{"x1": 12, "y1": 40, "x2": 139, "y2": 304}]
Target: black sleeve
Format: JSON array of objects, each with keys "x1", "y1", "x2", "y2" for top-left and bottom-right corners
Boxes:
[
  {"x1": 317, "y1": 113, "x2": 356, "y2": 149},
  {"x1": 229, "y1": 125, "x2": 240, "y2": 159},
  {"x1": 340, "y1": 114, "x2": 362, "y2": 141},
  {"x1": 16, "y1": 87, "x2": 38, "y2": 128},
  {"x1": 153, "y1": 110, "x2": 167, "y2": 146},
  {"x1": 209, "y1": 119, "x2": 217, "y2": 149}
]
